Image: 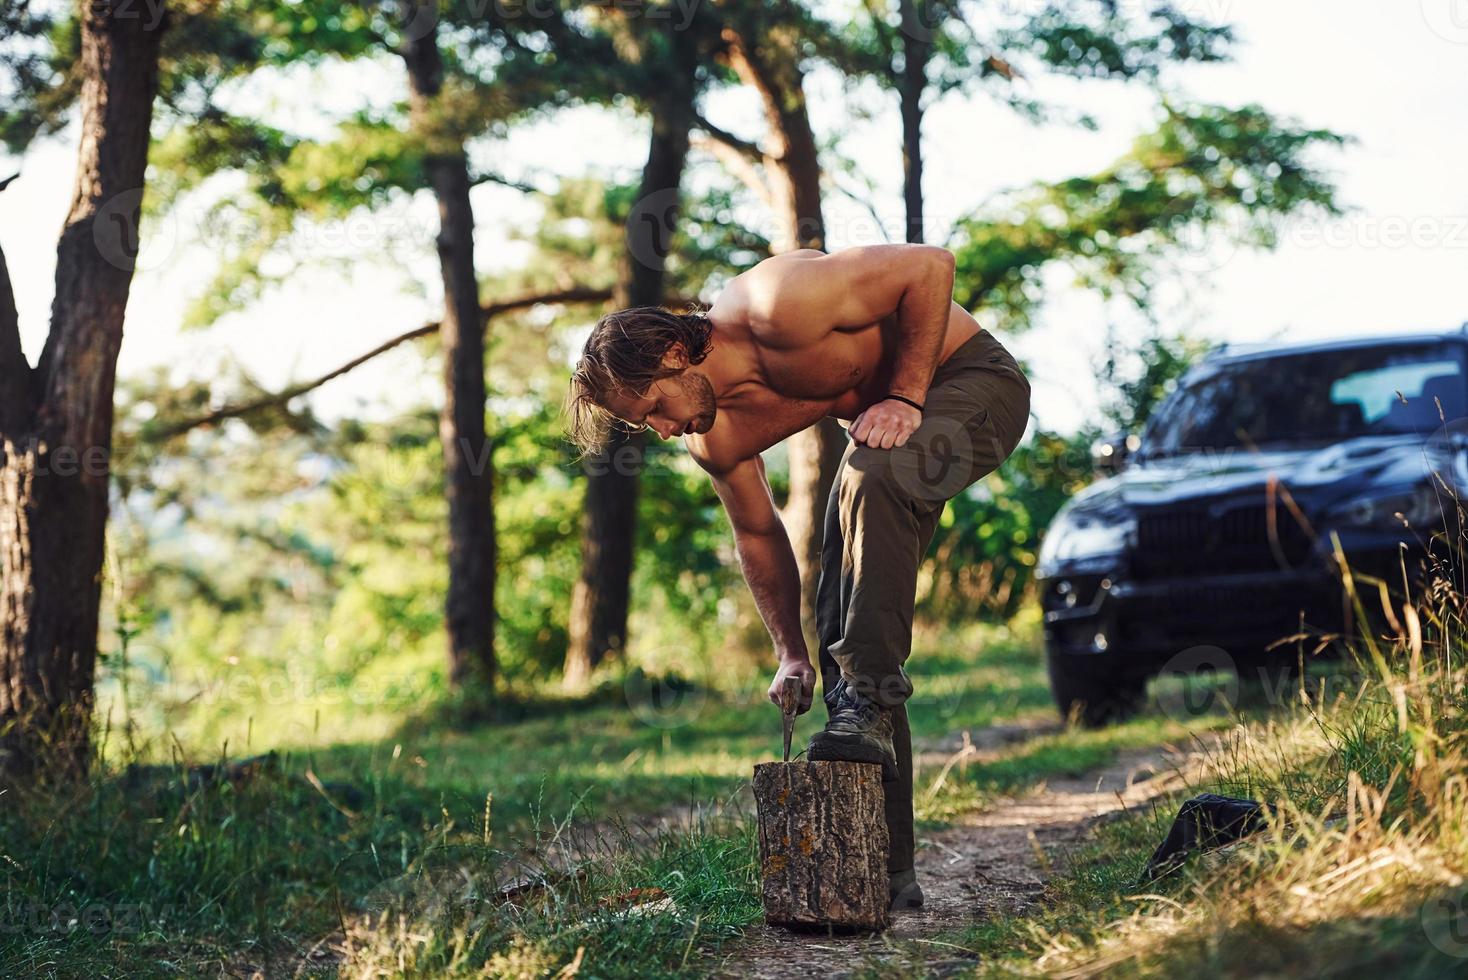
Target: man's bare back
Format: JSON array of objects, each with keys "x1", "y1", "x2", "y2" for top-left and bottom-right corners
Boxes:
[{"x1": 604, "y1": 245, "x2": 982, "y2": 476}]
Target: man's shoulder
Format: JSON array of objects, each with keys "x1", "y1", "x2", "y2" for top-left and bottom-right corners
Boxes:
[
  {"x1": 686, "y1": 428, "x2": 760, "y2": 480},
  {"x1": 738, "y1": 249, "x2": 824, "y2": 292},
  {"x1": 734, "y1": 250, "x2": 830, "y2": 336}
]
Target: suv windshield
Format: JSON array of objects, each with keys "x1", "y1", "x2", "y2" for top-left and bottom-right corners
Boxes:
[{"x1": 1143, "y1": 343, "x2": 1467, "y2": 455}]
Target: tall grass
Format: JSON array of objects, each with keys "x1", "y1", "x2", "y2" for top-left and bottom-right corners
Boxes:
[{"x1": 1007, "y1": 532, "x2": 1468, "y2": 977}]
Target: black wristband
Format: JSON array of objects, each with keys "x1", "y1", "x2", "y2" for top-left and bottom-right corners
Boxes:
[{"x1": 884, "y1": 393, "x2": 925, "y2": 413}]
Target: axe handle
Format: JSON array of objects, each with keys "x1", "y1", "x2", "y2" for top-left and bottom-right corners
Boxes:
[
  {"x1": 779, "y1": 675, "x2": 801, "y2": 715},
  {"x1": 780, "y1": 676, "x2": 800, "y2": 762}
]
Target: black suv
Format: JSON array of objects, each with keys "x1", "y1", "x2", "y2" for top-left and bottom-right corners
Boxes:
[{"x1": 1037, "y1": 328, "x2": 1466, "y2": 724}]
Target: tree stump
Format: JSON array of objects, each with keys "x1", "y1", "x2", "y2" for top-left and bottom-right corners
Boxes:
[{"x1": 752, "y1": 760, "x2": 890, "y2": 932}]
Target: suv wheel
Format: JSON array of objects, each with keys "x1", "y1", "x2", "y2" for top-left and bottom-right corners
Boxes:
[{"x1": 1045, "y1": 644, "x2": 1148, "y2": 727}]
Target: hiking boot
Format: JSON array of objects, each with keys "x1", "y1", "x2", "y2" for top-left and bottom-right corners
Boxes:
[
  {"x1": 807, "y1": 677, "x2": 898, "y2": 780},
  {"x1": 889, "y1": 868, "x2": 925, "y2": 910}
]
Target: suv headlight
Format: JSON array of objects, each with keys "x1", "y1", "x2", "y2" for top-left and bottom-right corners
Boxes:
[
  {"x1": 1039, "y1": 513, "x2": 1133, "y2": 571},
  {"x1": 1327, "y1": 483, "x2": 1443, "y2": 530}
]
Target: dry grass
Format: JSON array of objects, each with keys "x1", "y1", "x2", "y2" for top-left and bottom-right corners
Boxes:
[{"x1": 1001, "y1": 535, "x2": 1468, "y2": 978}]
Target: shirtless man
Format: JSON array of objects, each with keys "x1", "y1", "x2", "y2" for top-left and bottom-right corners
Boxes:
[{"x1": 567, "y1": 244, "x2": 1031, "y2": 909}]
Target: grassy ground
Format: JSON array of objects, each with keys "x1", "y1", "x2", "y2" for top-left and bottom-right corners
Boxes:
[
  {"x1": 1, "y1": 619, "x2": 1084, "y2": 977},
  {"x1": 887, "y1": 603, "x2": 1468, "y2": 978},
  {"x1": 7, "y1": 600, "x2": 1458, "y2": 978}
]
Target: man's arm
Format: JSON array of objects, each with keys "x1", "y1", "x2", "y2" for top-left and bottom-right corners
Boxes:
[
  {"x1": 748, "y1": 244, "x2": 958, "y2": 448},
  {"x1": 707, "y1": 454, "x2": 816, "y2": 712}
]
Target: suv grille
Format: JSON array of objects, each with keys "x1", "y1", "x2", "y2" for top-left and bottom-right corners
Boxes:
[{"x1": 1134, "y1": 502, "x2": 1316, "y2": 578}]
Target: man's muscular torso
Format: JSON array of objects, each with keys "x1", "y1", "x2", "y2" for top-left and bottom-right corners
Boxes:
[
  {"x1": 591, "y1": 243, "x2": 979, "y2": 704},
  {"x1": 685, "y1": 248, "x2": 982, "y2": 475}
]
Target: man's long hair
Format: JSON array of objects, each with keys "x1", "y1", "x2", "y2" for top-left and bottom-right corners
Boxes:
[{"x1": 566, "y1": 306, "x2": 713, "y2": 455}]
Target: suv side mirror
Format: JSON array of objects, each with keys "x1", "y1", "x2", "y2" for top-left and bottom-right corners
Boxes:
[{"x1": 1092, "y1": 432, "x2": 1140, "y2": 476}]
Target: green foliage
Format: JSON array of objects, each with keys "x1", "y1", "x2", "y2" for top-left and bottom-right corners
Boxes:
[
  {"x1": 131, "y1": 0, "x2": 629, "y2": 331},
  {"x1": 920, "y1": 429, "x2": 1093, "y2": 620},
  {"x1": 1005, "y1": 1, "x2": 1235, "y2": 81},
  {"x1": 0, "y1": 2, "x2": 77, "y2": 153},
  {"x1": 8, "y1": 0, "x2": 1346, "y2": 748},
  {"x1": 951, "y1": 102, "x2": 1346, "y2": 329},
  {"x1": 834, "y1": 0, "x2": 1237, "y2": 129},
  {"x1": 1099, "y1": 325, "x2": 1212, "y2": 433}
]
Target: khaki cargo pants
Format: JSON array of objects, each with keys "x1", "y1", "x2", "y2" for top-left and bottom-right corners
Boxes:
[{"x1": 814, "y1": 328, "x2": 1032, "y2": 874}]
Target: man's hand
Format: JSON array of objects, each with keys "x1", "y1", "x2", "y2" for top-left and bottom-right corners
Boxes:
[
  {"x1": 769, "y1": 656, "x2": 816, "y2": 715},
  {"x1": 850, "y1": 398, "x2": 922, "y2": 449}
]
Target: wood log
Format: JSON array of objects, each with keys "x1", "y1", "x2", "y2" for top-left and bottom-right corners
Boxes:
[{"x1": 753, "y1": 760, "x2": 890, "y2": 932}]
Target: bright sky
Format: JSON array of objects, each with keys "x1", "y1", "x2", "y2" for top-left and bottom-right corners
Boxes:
[{"x1": 2, "y1": 0, "x2": 1466, "y2": 435}]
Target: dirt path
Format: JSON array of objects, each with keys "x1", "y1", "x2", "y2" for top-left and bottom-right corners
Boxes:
[{"x1": 710, "y1": 723, "x2": 1209, "y2": 979}]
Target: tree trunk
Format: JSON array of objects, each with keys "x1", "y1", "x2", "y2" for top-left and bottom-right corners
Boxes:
[
  {"x1": 724, "y1": 26, "x2": 844, "y2": 647},
  {"x1": 404, "y1": 5, "x2": 496, "y2": 689},
  {"x1": 898, "y1": 0, "x2": 930, "y2": 244},
  {"x1": 563, "y1": 54, "x2": 697, "y2": 690},
  {"x1": 565, "y1": 427, "x2": 641, "y2": 690},
  {"x1": 753, "y1": 760, "x2": 890, "y2": 931},
  {"x1": 0, "y1": 1, "x2": 164, "y2": 780}
]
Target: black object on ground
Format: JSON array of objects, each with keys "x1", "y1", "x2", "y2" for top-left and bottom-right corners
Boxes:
[{"x1": 1140, "y1": 793, "x2": 1270, "y2": 882}]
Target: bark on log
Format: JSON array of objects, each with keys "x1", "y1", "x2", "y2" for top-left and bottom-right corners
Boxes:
[{"x1": 752, "y1": 760, "x2": 890, "y2": 932}]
